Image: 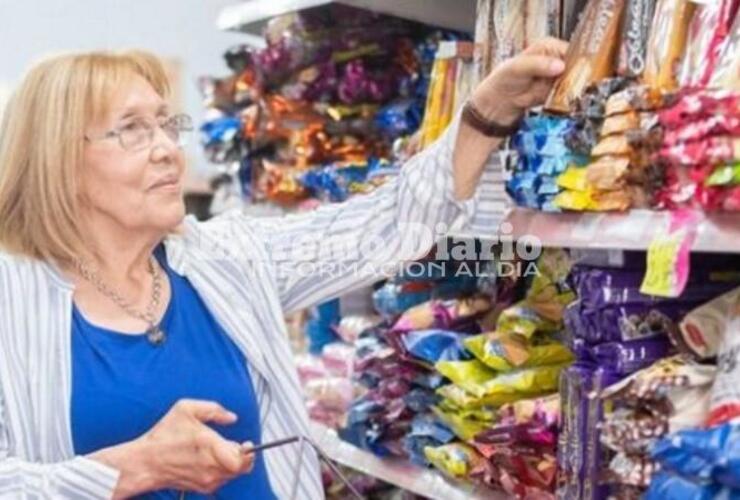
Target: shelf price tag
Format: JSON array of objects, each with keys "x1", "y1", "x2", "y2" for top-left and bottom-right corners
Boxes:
[{"x1": 640, "y1": 210, "x2": 700, "y2": 298}]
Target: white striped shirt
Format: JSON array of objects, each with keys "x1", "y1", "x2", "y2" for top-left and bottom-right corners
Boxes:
[{"x1": 0, "y1": 115, "x2": 501, "y2": 499}]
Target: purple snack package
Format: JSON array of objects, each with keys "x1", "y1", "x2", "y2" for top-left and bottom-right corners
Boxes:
[
  {"x1": 591, "y1": 338, "x2": 674, "y2": 375},
  {"x1": 583, "y1": 368, "x2": 623, "y2": 500},
  {"x1": 557, "y1": 363, "x2": 595, "y2": 499}
]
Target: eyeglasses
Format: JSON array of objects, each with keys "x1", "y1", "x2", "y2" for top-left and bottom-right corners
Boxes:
[{"x1": 85, "y1": 113, "x2": 194, "y2": 151}]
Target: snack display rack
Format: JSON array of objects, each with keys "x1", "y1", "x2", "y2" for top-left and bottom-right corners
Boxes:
[
  {"x1": 309, "y1": 422, "x2": 505, "y2": 500},
  {"x1": 210, "y1": 0, "x2": 740, "y2": 497}
]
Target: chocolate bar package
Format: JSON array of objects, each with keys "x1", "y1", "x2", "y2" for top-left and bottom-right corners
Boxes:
[
  {"x1": 491, "y1": 0, "x2": 527, "y2": 66},
  {"x1": 545, "y1": 0, "x2": 627, "y2": 114},
  {"x1": 679, "y1": 0, "x2": 740, "y2": 87},
  {"x1": 617, "y1": 0, "x2": 656, "y2": 77},
  {"x1": 561, "y1": 0, "x2": 592, "y2": 40},
  {"x1": 526, "y1": 0, "x2": 562, "y2": 45},
  {"x1": 642, "y1": 0, "x2": 697, "y2": 91},
  {"x1": 710, "y1": 6, "x2": 740, "y2": 90}
]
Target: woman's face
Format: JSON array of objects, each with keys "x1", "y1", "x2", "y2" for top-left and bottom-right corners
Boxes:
[{"x1": 81, "y1": 75, "x2": 186, "y2": 236}]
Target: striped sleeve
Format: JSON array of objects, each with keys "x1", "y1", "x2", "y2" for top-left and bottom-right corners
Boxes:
[
  {"x1": 245, "y1": 112, "x2": 502, "y2": 313},
  {"x1": 0, "y1": 389, "x2": 120, "y2": 499}
]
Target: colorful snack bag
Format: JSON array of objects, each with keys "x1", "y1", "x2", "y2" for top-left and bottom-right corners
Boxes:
[
  {"x1": 642, "y1": 0, "x2": 697, "y2": 90},
  {"x1": 462, "y1": 363, "x2": 567, "y2": 398},
  {"x1": 465, "y1": 332, "x2": 574, "y2": 372},
  {"x1": 710, "y1": 7, "x2": 740, "y2": 90},
  {"x1": 679, "y1": 0, "x2": 740, "y2": 87},
  {"x1": 526, "y1": 0, "x2": 562, "y2": 44},
  {"x1": 706, "y1": 290, "x2": 740, "y2": 426},
  {"x1": 424, "y1": 442, "x2": 486, "y2": 478},
  {"x1": 677, "y1": 286, "x2": 740, "y2": 361},
  {"x1": 545, "y1": 0, "x2": 626, "y2": 114},
  {"x1": 617, "y1": 0, "x2": 656, "y2": 77},
  {"x1": 435, "y1": 359, "x2": 497, "y2": 386},
  {"x1": 492, "y1": 0, "x2": 527, "y2": 66}
]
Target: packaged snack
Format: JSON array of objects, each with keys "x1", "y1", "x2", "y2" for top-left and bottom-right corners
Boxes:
[
  {"x1": 590, "y1": 337, "x2": 673, "y2": 375},
  {"x1": 710, "y1": 8, "x2": 740, "y2": 90},
  {"x1": 707, "y1": 164, "x2": 740, "y2": 186},
  {"x1": 601, "y1": 111, "x2": 658, "y2": 137},
  {"x1": 491, "y1": 0, "x2": 527, "y2": 66},
  {"x1": 465, "y1": 332, "x2": 574, "y2": 372},
  {"x1": 651, "y1": 422, "x2": 740, "y2": 490},
  {"x1": 586, "y1": 155, "x2": 631, "y2": 190},
  {"x1": 561, "y1": 0, "x2": 592, "y2": 40},
  {"x1": 496, "y1": 304, "x2": 561, "y2": 338},
  {"x1": 400, "y1": 329, "x2": 472, "y2": 365},
  {"x1": 677, "y1": 287, "x2": 740, "y2": 361},
  {"x1": 663, "y1": 116, "x2": 740, "y2": 149},
  {"x1": 431, "y1": 407, "x2": 493, "y2": 442},
  {"x1": 526, "y1": 0, "x2": 562, "y2": 43},
  {"x1": 607, "y1": 451, "x2": 659, "y2": 487},
  {"x1": 557, "y1": 166, "x2": 590, "y2": 192},
  {"x1": 617, "y1": 0, "x2": 656, "y2": 77},
  {"x1": 545, "y1": 0, "x2": 627, "y2": 114},
  {"x1": 605, "y1": 85, "x2": 667, "y2": 116},
  {"x1": 645, "y1": 471, "x2": 724, "y2": 500},
  {"x1": 304, "y1": 377, "x2": 355, "y2": 412},
  {"x1": 592, "y1": 135, "x2": 631, "y2": 157},
  {"x1": 461, "y1": 363, "x2": 567, "y2": 398},
  {"x1": 554, "y1": 189, "x2": 594, "y2": 210},
  {"x1": 436, "y1": 383, "x2": 528, "y2": 409},
  {"x1": 392, "y1": 296, "x2": 491, "y2": 332},
  {"x1": 424, "y1": 442, "x2": 486, "y2": 478},
  {"x1": 643, "y1": 0, "x2": 697, "y2": 90},
  {"x1": 658, "y1": 137, "x2": 740, "y2": 167},
  {"x1": 435, "y1": 359, "x2": 497, "y2": 386},
  {"x1": 679, "y1": 0, "x2": 740, "y2": 87},
  {"x1": 706, "y1": 292, "x2": 740, "y2": 426},
  {"x1": 590, "y1": 188, "x2": 632, "y2": 211}
]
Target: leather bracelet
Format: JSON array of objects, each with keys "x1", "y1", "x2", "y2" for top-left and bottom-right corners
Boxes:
[{"x1": 461, "y1": 100, "x2": 522, "y2": 138}]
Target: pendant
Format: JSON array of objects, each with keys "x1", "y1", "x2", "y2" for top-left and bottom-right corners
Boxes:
[{"x1": 147, "y1": 325, "x2": 166, "y2": 346}]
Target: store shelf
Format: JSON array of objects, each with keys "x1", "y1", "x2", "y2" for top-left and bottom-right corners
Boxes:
[
  {"x1": 217, "y1": 0, "x2": 476, "y2": 34},
  {"x1": 309, "y1": 421, "x2": 505, "y2": 500},
  {"x1": 450, "y1": 208, "x2": 740, "y2": 254}
]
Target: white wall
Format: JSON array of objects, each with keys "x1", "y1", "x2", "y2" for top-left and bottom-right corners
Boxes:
[{"x1": 0, "y1": 0, "x2": 250, "y2": 180}]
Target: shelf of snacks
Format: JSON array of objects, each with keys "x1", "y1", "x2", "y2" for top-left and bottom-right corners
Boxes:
[
  {"x1": 217, "y1": 0, "x2": 477, "y2": 35},
  {"x1": 504, "y1": 0, "x2": 740, "y2": 237},
  {"x1": 309, "y1": 421, "x2": 503, "y2": 500},
  {"x1": 450, "y1": 207, "x2": 740, "y2": 254}
]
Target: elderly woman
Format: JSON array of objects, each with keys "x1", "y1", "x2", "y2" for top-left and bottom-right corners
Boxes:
[{"x1": 0, "y1": 39, "x2": 565, "y2": 499}]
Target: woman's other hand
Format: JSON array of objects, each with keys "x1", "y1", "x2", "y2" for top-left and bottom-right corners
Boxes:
[
  {"x1": 470, "y1": 37, "x2": 569, "y2": 127},
  {"x1": 92, "y1": 399, "x2": 254, "y2": 498}
]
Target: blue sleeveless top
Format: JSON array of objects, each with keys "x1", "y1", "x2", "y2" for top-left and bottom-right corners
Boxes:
[{"x1": 70, "y1": 247, "x2": 277, "y2": 499}]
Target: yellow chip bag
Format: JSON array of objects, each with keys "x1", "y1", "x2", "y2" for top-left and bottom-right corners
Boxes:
[
  {"x1": 435, "y1": 359, "x2": 497, "y2": 386},
  {"x1": 424, "y1": 443, "x2": 483, "y2": 477},
  {"x1": 437, "y1": 384, "x2": 525, "y2": 410},
  {"x1": 431, "y1": 406, "x2": 491, "y2": 441},
  {"x1": 465, "y1": 332, "x2": 574, "y2": 372},
  {"x1": 557, "y1": 166, "x2": 589, "y2": 192},
  {"x1": 460, "y1": 363, "x2": 568, "y2": 398}
]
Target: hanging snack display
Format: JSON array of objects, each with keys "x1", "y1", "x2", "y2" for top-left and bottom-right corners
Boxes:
[{"x1": 200, "y1": 5, "x2": 476, "y2": 206}]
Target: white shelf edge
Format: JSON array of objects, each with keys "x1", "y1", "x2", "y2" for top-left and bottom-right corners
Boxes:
[
  {"x1": 447, "y1": 208, "x2": 740, "y2": 255},
  {"x1": 309, "y1": 421, "x2": 505, "y2": 500},
  {"x1": 217, "y1": 0, "x2": 476, "y2": 34}
]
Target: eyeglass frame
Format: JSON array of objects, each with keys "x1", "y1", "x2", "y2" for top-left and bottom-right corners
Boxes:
[{"x1": 84, "y1": 113, "x2": 194, "y2": 151}]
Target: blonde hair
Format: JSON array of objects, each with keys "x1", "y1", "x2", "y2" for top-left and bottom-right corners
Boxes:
[{"x1": 0, "y1": 50, "x2": 171, "y2": 264}]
